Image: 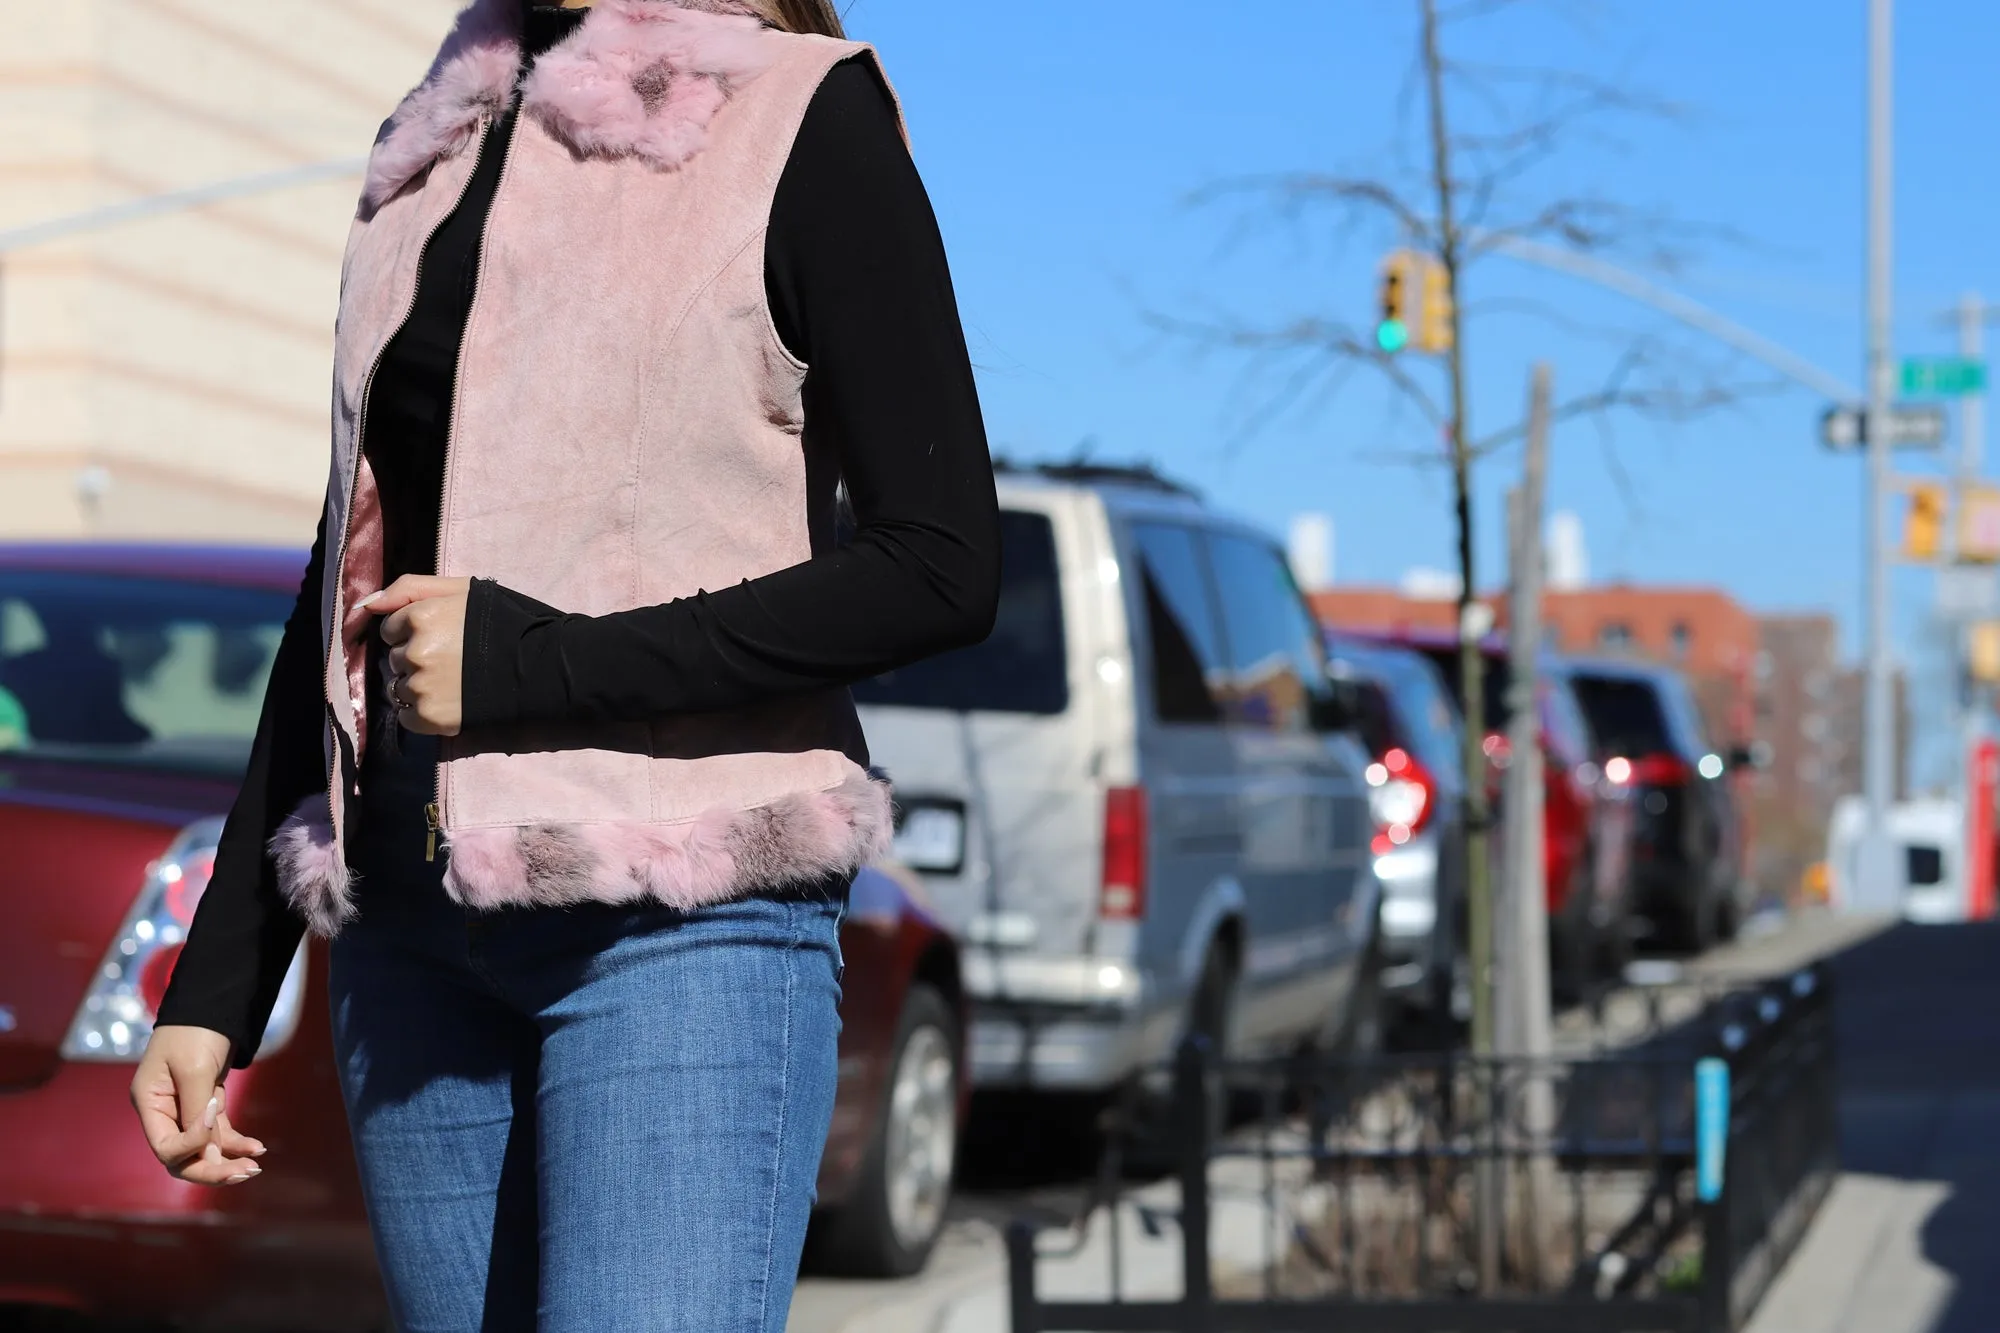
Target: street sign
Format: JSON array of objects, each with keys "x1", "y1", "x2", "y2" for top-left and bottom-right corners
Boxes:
[
  {"x1": 1820, "y1": 403, "x2": 1949, "y2": 451},
  {"x1": 1937, "y1": 565, "x2": 1998, "y2": 619},
  {"x1": 1901, "y1": 357, "x2": 1987, "y2": 397}
]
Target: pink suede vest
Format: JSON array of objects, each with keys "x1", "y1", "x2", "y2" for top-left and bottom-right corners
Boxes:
[{"x1": 278, "y1": 0, "x2": 897, "y2": 935}]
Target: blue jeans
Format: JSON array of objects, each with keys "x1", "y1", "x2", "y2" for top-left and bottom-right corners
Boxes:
[{"x1": 328, "y1": 835, "x2": 845, "y2": 1333}]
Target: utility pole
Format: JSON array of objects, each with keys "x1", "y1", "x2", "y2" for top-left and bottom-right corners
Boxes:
[
  {"x1": 1859, "y1": 0, "x2": 1898, "y2": 909},
  {"x1": 1501, "y1": 364, "x2": 1556, "y2": 1281},
  {"x1": 1501, "y1": 364, "x2": 1553, "y2": 1063}
]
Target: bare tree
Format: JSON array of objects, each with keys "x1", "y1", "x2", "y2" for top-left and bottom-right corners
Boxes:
[{"x1": 1153, "y1": 0, "x2": 1765, "y2": 1076}]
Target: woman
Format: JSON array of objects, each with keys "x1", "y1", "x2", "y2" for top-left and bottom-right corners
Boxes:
[{"x1": 129, "y1": 0, "x2": 998, "y2": 1327}]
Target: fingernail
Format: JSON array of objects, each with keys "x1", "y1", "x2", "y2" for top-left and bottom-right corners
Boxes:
[
  {"x1": 244, "y1": 1162, "x2": 262, "y2": 1176},
  {"x1": 227, "y1": 1172, "x2": 253, "y2": 1184},
  {"x1": 250, "y1": 1144, "x2": 268, "y2": 1157},
  {"x1": 358, "y1": 591, "x2": 383, "y2": 607},
  {"x1": 204, "y1": 1095, "x2": 218, "y2": 1130}
]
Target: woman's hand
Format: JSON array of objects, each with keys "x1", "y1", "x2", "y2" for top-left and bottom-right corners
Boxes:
[
  {"x1": 131, "y1": 1025, "x2": 266, "y2": 1186},
  {"x1": 365, "y1": 575, "x2": 471, "y2": 736}
]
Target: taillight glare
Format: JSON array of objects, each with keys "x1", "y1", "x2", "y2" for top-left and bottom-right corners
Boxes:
[
  {"x1": 1616, "y1": 753, "x2": 1691, "y2": 786},
  {"x1": 161, "y1": 848, "x2": 214, "y2": 925},
  {"x1": 1366, "y1": 747, "x2": 1437, "y2": 845}
]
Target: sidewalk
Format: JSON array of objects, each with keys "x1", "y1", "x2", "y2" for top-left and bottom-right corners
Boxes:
[
  {"x1": 1747, "y1": 922, "x2": 2000, "y2": 1333},
  {"x1": 790, "y1": 911, "x2": 1958, "y2": 1333}
]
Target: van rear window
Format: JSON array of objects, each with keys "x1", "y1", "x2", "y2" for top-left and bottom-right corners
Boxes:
[{"x1": 851, "y1": 510, "x2": 1068, "y2": 715}]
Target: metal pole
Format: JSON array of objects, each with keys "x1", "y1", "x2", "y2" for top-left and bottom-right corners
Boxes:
[
  {"x1": 1177, "y1": 1038, "x2": 1214, "y2": 1329},
  {"x1": 1859, "y1": 0, "x2": 1897, "y2": 907},
  {"x1": 1482, "y1": 234, "x2": 1862, "y2": 404},
  {"x1": 1502, "y1": 366, "x2": 1553, "y2": 1059},
  {"x1": 1006, "y1": 1221, "x2": 1042, "y2": 1333},
  {"x1": 1957, "y1": 294, "x2": 1986, "y2": 799}
]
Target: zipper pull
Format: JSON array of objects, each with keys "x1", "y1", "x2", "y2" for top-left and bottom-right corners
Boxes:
[{"x1": 425, "y1": 802, "x2": 440, "y2": 863}]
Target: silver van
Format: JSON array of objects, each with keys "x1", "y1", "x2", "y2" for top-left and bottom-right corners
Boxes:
[{"x1": 854, "y1": 464, "x2": 1381, "y2": 1095}]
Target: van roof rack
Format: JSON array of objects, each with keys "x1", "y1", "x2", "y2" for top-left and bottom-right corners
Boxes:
[{"x1": 992, "y1": 456, "x2": 1201, "y2": 499}]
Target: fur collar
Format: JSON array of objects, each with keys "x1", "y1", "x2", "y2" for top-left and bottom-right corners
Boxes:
[{"x1": 363, "y1": 0, "x2": 779, "y2": 214}]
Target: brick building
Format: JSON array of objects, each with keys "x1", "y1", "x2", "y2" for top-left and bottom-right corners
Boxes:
[
  {"x1": 1750, "y1": 616, "x2": 1843, "y2": 896},
  {"x1": 1537, "y1": 586, "x2": 1759, "y2": 679}
]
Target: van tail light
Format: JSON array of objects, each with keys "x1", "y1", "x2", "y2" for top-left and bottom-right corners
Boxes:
[
  {"x1": 1610, "y1": 753, "x2": 1691, "y2": 787},
  {"x1": 1099, "y1": 785, "x2": 1149, "y2": 921},
  {"x1": 1366, "y1": 747, "x2": 1436, "y2": 853},
  {"x1": 62, "y1": 818, "x2": 308, "y2": 1063}
]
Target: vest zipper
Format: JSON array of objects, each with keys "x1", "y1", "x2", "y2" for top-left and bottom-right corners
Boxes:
[
  {"x1": 431, "y1": 101, "x2": 528, "y2": 845},
  {"x1": 425, "y1": 802, "x2": 441, "y2": 863},
  {"x1": 325, "y1": 117, "x2": 502, "y2": 837}
]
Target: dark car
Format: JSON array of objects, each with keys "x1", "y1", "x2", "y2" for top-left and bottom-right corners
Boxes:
[
  {"x1": 1324, "y1": 634, "x2": 1468, "y2": 1023},
  {"x1": 1566, "y1": 658, "x2": 1751, "y2": 952},
  {"x1": 1364, "y1": 630, "x2": 1634, "y2": 997},
  {"x1": 0, "y1": 544, "x2": 967, "y2": 1329}
]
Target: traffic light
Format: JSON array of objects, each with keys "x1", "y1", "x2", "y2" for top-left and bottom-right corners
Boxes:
[
  {"x1": 1375, "y1": 250, "x2": 1416, "y2": 353},
  {"x1": 1901, "y1": 481, "x2": 1947, "y2": 562},
  {"x1": 1972, "y1": 621, "x2": 2000, "y2": 683},
  {"x1": 1416, "y1": 255, "x2": 1454, "y2": 354},
  {"x1": 1376, "y1": 250, "x2": 1452, "y2": 355}
]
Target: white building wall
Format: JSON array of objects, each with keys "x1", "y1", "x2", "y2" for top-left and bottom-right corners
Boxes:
[{"x1": 0, "y1": 0, "x2": 461, "y2": 543}]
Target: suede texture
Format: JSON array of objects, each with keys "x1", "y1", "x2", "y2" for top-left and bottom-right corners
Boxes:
[{"x1": 298, "y1": 0, "x2": 898, "y2": 935}]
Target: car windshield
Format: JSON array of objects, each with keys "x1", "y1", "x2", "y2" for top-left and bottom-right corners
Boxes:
[
  {"x1": 1570, "y1": 675, "x2": 1675, "y2": 759},
  {"x1": 850, "y1": 510, "x2": 1068, "y2": 715},
  {"x1": 1413, "y1": 645, "x2": 1514, "y2": 735},
  {"x1": 0, "y1": 571, "x2": 292, "y2": 779}
]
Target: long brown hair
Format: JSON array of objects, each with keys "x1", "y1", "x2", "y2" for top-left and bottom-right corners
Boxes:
[{"x1": 756, "y1": 0, "x2": 846, "y2": 38}]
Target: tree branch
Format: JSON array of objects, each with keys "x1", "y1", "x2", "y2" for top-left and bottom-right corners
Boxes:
[
  {"x1": 1187, "y1": 173, "x2": 1435, "y2": 249},
  {"x1": 1468, "y1": 343, "x2": 1785, "y2": 458},
  {"x1": 1143, "y1": 308, "x2": 1449, "y2": 427}
]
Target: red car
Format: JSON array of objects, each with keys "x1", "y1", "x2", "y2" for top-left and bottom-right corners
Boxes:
[
  {"x1": 1359, "y1": 630, "x2": 1633, "y2": 996},
  {"x1": 0, "y1": 543, "x2": 966, "y2": 1330}
]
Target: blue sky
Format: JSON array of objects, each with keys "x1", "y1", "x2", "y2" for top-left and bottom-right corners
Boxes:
[{"x1": 843, "y1": 0, "x2": 1999, "y2": 687}]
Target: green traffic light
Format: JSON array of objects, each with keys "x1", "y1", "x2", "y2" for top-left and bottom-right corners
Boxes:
[{"x1": 1375, "y1": 319, "x2": 1409, "y2": 353}]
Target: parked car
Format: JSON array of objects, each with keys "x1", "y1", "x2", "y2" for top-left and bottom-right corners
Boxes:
[
  {"x1": 1366, "y1": 631, "x2": 1633, "y2": 995},
  {"x1": 855, "y1": 463, "x2": 1382, "y2": 1102},
  {"x1": 1566, "y1": 658, "x2": 1750, "y2": 951},
  {"x1": 1323, "y1": 633, "x2": 1469, "y2": 1024},
  {"x1": 0, "y1": 543, "x2": 968, "y2": 1328}
]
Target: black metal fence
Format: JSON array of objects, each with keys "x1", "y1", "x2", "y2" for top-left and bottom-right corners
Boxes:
[{"x1": 1006, "y1": 964, "x2": 1837, "y2": 1332}]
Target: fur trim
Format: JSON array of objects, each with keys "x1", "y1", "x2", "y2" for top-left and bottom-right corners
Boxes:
[
  {"x1": 270, "y1": 796, "x2": 353, "y2": 939},
  {"x1": 443, "y1": 770, "x2": 893, "y2": 913},
  {"x1": 270, "y1": 776, "x2": 892, "y2": 936},
  {"x1": 521, "y1": 1, "x2": 775, "y2": 172},
  {"x1": 361, "y1": 0, "x2": 778, "y2": 214},
  {"x1": 362, "y1": 0, "x2": 520, "y2": 214}
]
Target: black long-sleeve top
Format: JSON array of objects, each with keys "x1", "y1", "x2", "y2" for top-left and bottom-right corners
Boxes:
[{"x1": 157, "y1": 12, "x2": 998, "y2": 1066}]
